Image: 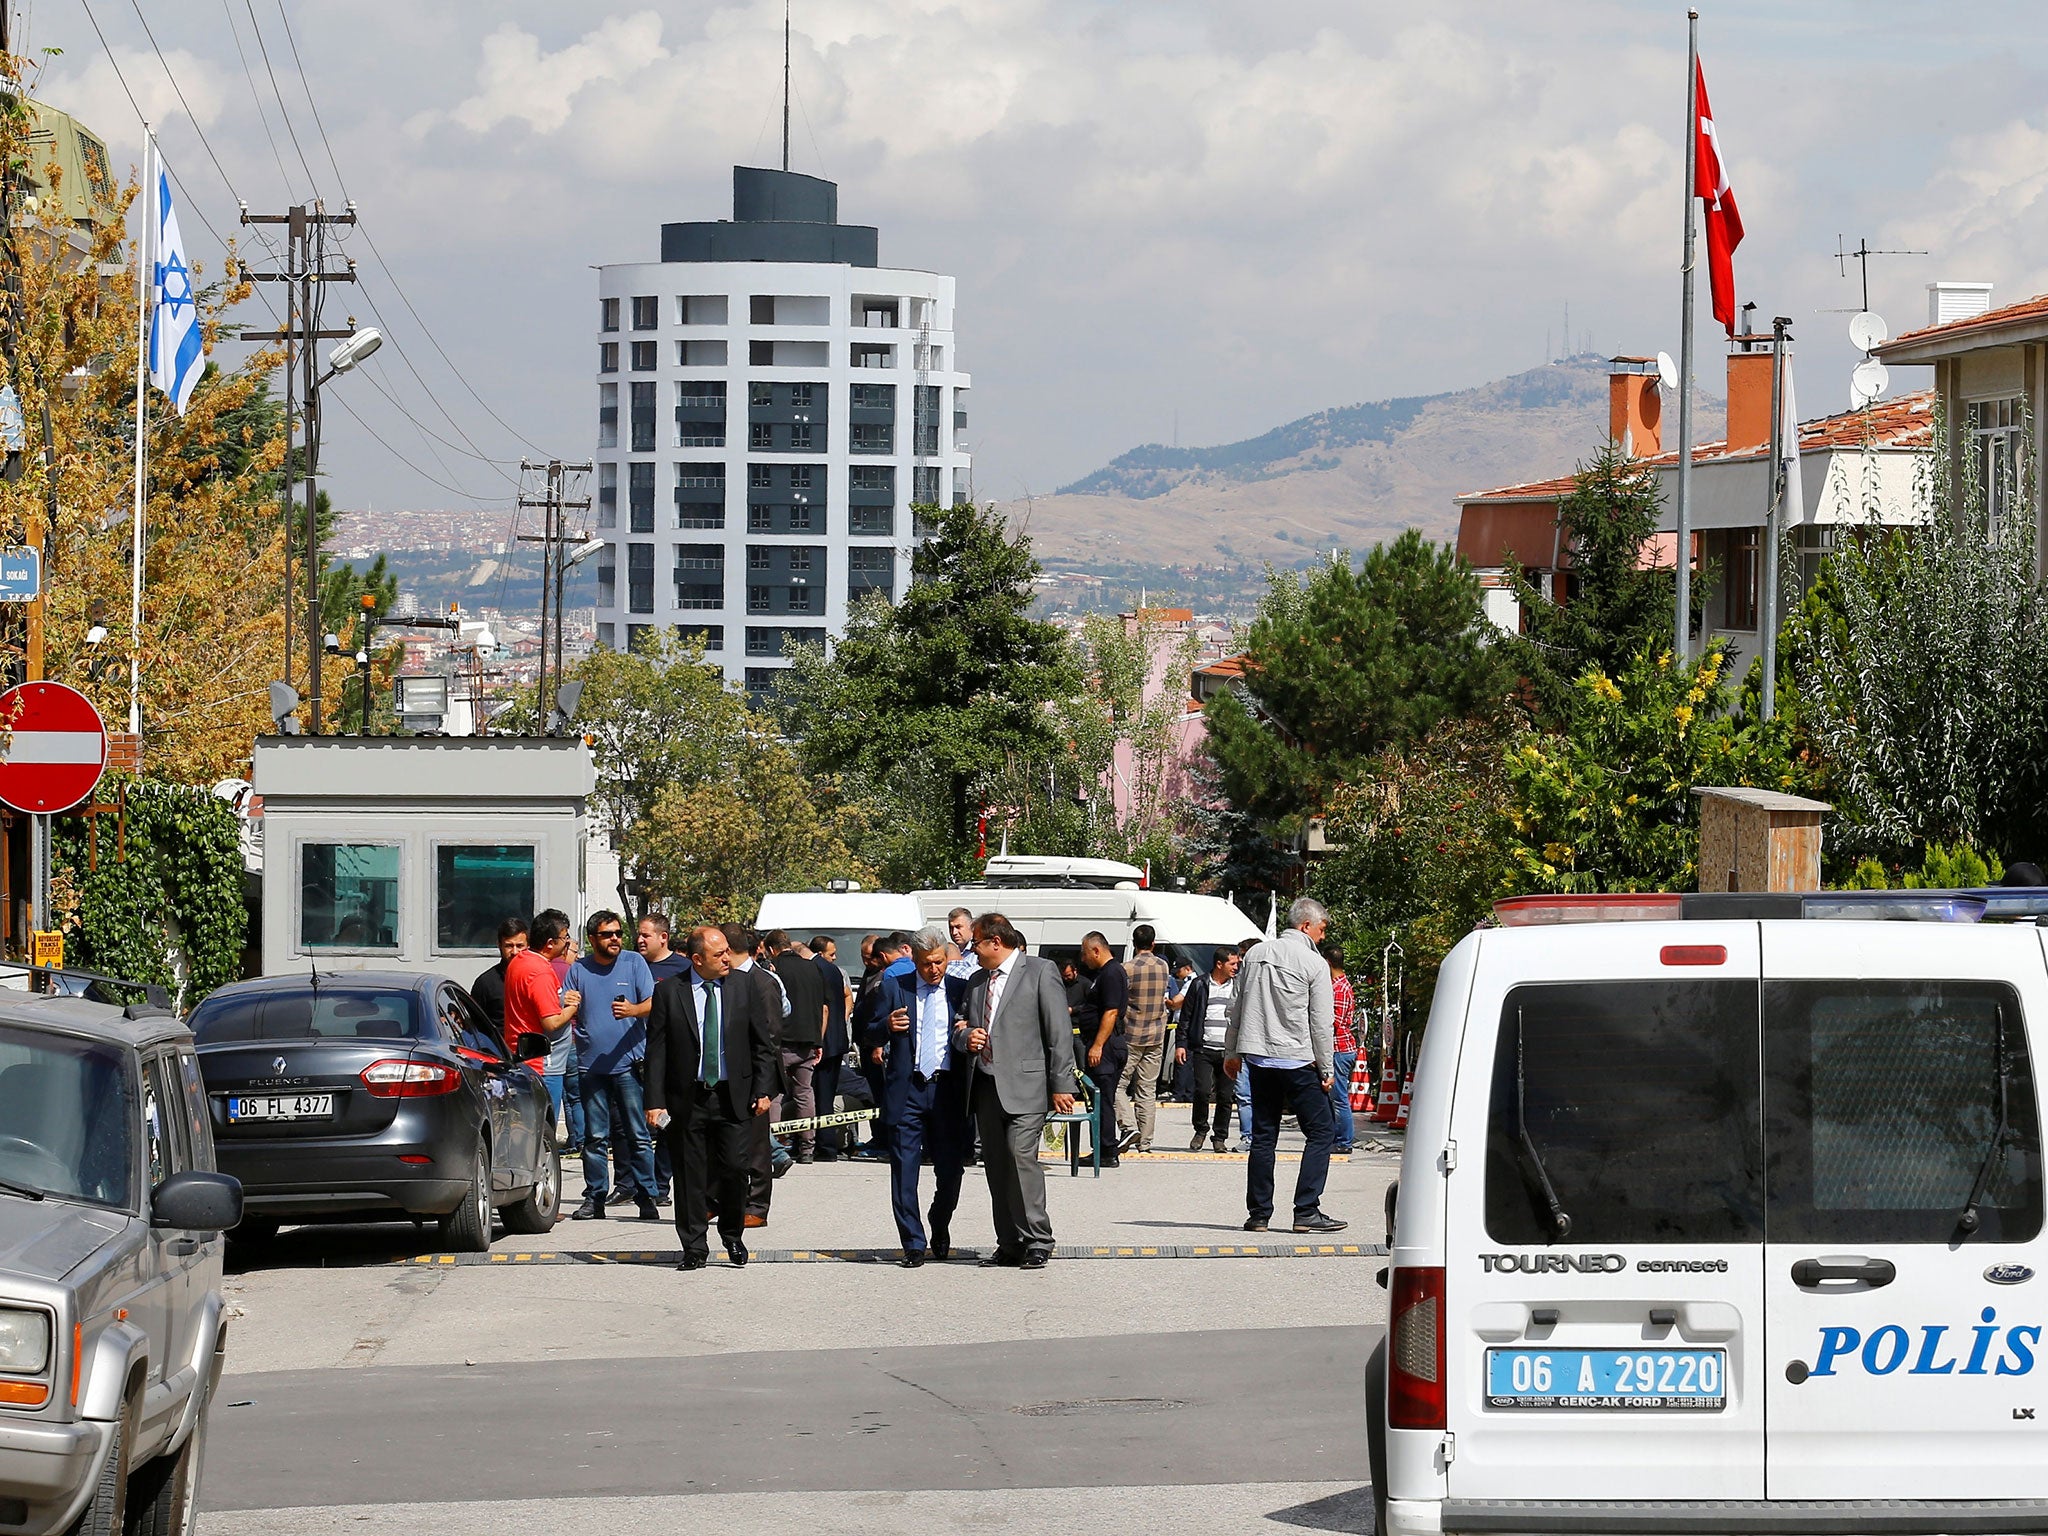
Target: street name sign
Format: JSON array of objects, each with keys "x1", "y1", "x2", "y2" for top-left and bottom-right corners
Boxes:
[{"x1": 0, "y1": 546, "x2": 41, "y2": 602}]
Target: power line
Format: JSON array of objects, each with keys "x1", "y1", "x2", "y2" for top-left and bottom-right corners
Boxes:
[
  {"x1": 271, "y1": 0, "x2": 346, "y2": 197},
  {"x1": 326, "y1": 392, "x2": 508, "y2": 503},
  {"x1": 239, "y1": 0, "x2": 319, "y2": 194},
  {"x1": 217, "y1": 0, "x2": 297, "y2": 201},
  {"x1": 121, "y1": 0, "x2": 244, "y2": 206}
]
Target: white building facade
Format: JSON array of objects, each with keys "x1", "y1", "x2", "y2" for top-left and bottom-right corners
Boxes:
[{"x1": 591, "y1": 167, "x2": 972, "y2": 693}]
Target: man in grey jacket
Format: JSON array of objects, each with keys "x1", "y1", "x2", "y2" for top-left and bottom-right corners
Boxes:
[{"x1": 1225, "y1": 897, "x2": 1346, "y2": 1235}]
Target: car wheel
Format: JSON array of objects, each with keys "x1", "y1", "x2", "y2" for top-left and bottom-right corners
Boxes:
[
  {"x1": 1364, "y1": 1339, "x2": 1389, "y2": 1535},
  {"x1": 438, "y1": 1141, "x2": 493, "y2": 1252},
  {"x1": 64, "y1": 1394, "x2": 130, "y2": 1536},
  {"x1": 125, "y1": 1349, "x2": 216, "y2": 1536},
  {"x1": 501, "y1": 1147, "x2": 561, "y2": 1235}
]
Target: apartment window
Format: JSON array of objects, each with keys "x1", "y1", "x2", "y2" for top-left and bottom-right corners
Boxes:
[
  {"x1": 597, "y1": 383, "x2": 618, "y2": 449},
  {"x1": 676, "y1": 381, "x2": 725, "y2": 408},
  {"x1": 677, "y1": 623, "x2": 724, "y2": 652},
  {"x1": 745, "y1": 626, "x2": 777, "y2": 656},
  {"x1": 748, "y1": 547, "x2": 771, "y2": 571},
  {"x1": 913, "y1": 466, "x2": 940, "y2": 504},
  {"x1": 626, "y1": 463, "x2": 656, "y2": 533},
  {"x1": 852, "y1": 343, "x2": 893, "y2": 369},
  {"x1": 596, "y1": 545, "x2": 616, "y2": 609},
  {"x1": 631, "y1": 340, "x2": 657, "y2": 371},
  {"x1": 676, "y1": 463, "x2": 723, "y2": 490},
  {"x1": 627, "y1": 543, "x2": 655, "y2": 613},
  {"x1": 599, "y1": 342, "x2": 618, "y2": 374},
  {"x1": 1968, "y1": 396, "x2": 2026, "y2": 533},
  {"x1": 597, "y1": 622, "x2": 615, "y2": 649},
  {"x1": 789, "y1": 549, "x2": 812, "y2": 572},
  {"x1": 849, "y1": 505, "x2": 893, "y2": 536},
  {"x1": 675, "y1": 544, "x2": 724, "y2": 610},
  {"x1": 748, "y1": 505, "x2": 771, "y2": 533},
  {"x1": 747, "y1": 586, "x2": 770, "y2": 613},
  {"x1": 790, "y1": 465, "x2": 813, "y2": 492},
  {"x1": 1724, "y1": 528, "x2": 1759, "y2": 632},
  {"x1": 597, "y1": 463, "x2": 617, "y2": 529},
  {"x1": 790, "y1": 423, "x2": 813, "y2": 450},
  {"x1": 751, "y1": 381, "x2": 774, "y2": 408},
  {"x1": 787, "y1": 584, "x2": 815, "y2": 613},
  {"x1": 750, "y1": 340, "x2": 774, "y2": 366},
  {"x1": 744, "y1": 667, "x2": 777, "y2": 695},
  {"x1": 600, "y1": 297, "x2": 619, "y2": 332},
  {"x1": 674, "y1": 463, "x2": 724, "y2": 529},
  {"x1": 678, "y1": 295, "x2": 727, "y2": 325},
  {"x1": 851, "y1": 423, "x2": 892, "y2": 454},
  {"x1": 631, "y1": 296, "x2": 659, "y2": 331},
  {"x1": 626, "y1": 623, "x2": 654, "y2": 653},
  {"x1": 848, "y1": 546, "x2": 893, "y2": 599},
  {"x1": 851, "y1": 464, "x2": 893, "y2": 493},
  {"x1": 750, "y1": 295, "x2": 775, "y2": 324},
  {"x1": 852, "y1": 382, "x2": 894, "y2": 411},
  {"x1": 791, "y1": 383, "x2": 813, "y2": 408},
  {"x1": 790, "y1": 503, "x2": 814, "y2": 531},
  {"x1": 751, "y1": 422, "x2": 773, "y2": 449},
  {"x1": 630, "y1": 382, "x2": 656, "y2": 452}
]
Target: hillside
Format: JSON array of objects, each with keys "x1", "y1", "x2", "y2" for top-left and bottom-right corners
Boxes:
[{"x1": 1012, "y1": 355, "x2": 1725, "y2": 579}]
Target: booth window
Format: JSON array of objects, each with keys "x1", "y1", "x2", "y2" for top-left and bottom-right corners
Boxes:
[
  {"x1": 435, "y1": 845, "x2": 536, "y2": 952},
  {"x1": 301, "y1": 844, "x2": 400, "y2": 951}
]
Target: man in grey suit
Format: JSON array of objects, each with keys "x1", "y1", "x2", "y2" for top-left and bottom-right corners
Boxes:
[{"x1": 954, "y1": 912, "x2": 1075, "y2": 1269}]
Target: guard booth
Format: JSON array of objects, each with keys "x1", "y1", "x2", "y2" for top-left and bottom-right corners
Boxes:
[{"x1": 251, "y1": 736, "x2": 594, "y2": 980}]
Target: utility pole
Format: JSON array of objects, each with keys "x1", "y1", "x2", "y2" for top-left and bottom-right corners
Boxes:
[
  {"x1": 239, "y1": 201, "x2": 357, "y2": 733},
  {"x1": 516, "y1": 460, "x2": 591, "y2": 724}
]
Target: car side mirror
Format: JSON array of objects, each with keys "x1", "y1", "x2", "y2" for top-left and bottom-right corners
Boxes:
[
  {"x1": 514, "y1": 1032, "x2": 550, "y2": 1062},
  {"x1": 150, "y1": 1170, "x2": 244, "y2": 1233}
]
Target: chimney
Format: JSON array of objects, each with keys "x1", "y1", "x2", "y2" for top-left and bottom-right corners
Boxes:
[
  {"x1": 1725, "y1": 338, "x2": 1774, "y2": 452},
  {"x1": 1608, "y1": 357, "x2": 1663, "y2": 457},
  {"x1": 1927, "y1": 281, "x2": 1994, "y2": 328}
]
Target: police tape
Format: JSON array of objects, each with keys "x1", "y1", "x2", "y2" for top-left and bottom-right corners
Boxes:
[{"x1": 770, "y1": 1107, "x2": 880, "y2": 1134}]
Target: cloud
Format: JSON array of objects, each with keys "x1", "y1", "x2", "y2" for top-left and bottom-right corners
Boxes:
[
  {"x1": 424, "y1": 12, "x2": 670, "y2": 136},
  {"x1": 53, "y1": 46, "x2": 225, "y2": 160}
]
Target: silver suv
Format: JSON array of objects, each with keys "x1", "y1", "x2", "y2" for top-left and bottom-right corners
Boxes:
[{"x1": 0, "y1": 996, "x2": 241, "y2": 1535}]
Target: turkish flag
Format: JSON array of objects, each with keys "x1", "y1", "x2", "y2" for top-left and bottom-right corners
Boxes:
[{"x1": 1694, "y1": 59, "x2": 1743, "y2": 336}]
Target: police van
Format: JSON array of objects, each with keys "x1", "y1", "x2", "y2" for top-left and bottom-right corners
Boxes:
[{"x1": 1366, "y1": 890, "x2": 2048, "y2": 1536}]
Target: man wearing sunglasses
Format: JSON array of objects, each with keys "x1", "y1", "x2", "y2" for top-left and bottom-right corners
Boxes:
[{"x1": 564, "y1": 909, "x2": 660, "y2": 1221}]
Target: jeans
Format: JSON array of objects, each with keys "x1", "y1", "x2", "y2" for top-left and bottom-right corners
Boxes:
[
  {"x1": 1235, "y1": 1062, "x2": 1252, "y2": 1141},
  {"x1": 555, "y1": 1058, "x2": 587, "y2": 1149},
  {"x1": 1245, "y1": 1062, "x2": 1336, "y2": 1223},
  {"x1": 580, "y1": 1069, "x2": 657, "y2": 1205},
  {"x1": 1116, "y1": 1042, "x2": 1165, "y2": 1150},
  {"x1": 1330, "y1": 1049, "x2": 1357, "y2": 1150}
]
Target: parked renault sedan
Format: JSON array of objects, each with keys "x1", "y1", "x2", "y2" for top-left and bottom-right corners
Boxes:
[{"x1": 190, "y1": 972, "x2": 560, "y2": 1252}]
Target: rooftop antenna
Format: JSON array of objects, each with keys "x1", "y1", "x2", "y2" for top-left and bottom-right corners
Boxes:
[
  {"x1": 782, "y1": 0, "x2": 791, "y2": 173},
  {"x1": 1832, "y1": 234, "x2": 1926, "y2": 316}
]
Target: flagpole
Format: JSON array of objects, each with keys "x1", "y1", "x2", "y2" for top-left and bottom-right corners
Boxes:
[
  {"x1": 1760, "y1": 315, "x2": 1790, "y2": 721},
  {"x1": 129, "y1": 129, "x2": 152, "y2": 737},
  {"x1": 1674, "y1": 10, "x2": 1699, "y2": 662}
]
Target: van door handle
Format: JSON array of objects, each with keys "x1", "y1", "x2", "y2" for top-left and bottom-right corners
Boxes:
[{"x1": 1791, "y1": 1257, "x2": 1896, "y2": 1288}]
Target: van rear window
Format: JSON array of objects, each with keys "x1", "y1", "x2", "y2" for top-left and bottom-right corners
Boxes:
[{"x1": 1485, "y1": 981, "x2": 1764, "y2": 1245}]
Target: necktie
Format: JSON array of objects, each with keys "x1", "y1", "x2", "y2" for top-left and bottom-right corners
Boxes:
[
  {"x1": 700, "y1": 980, "x2": 723, "y2": 1085},
  {"x1": 979, "y1": 972, "x2": 996, "y2": 1068}
]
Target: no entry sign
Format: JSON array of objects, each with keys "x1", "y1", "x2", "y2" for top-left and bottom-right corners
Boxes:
[{"x1": 0, "y1": 682, "x2": 109, "y2": 814}]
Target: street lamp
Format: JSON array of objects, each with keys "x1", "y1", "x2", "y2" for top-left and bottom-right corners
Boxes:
[{"x1": 318, "y1": 328, "x2": 382, "y2": 386}]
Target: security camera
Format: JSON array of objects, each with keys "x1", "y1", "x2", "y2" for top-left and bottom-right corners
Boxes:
[{"x1": 325, "y1": 328, "x2": 383, "y2": 375}]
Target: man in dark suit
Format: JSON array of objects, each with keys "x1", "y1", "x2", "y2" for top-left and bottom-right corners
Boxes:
[
  {"x1": 865, "y1": 926, "x2": 970, "y2": 1266},
  {"x1": 767, "y1": 930, "x2": 827, "y2": 1163},
  {"x1": 644, "y1": 925, "x2": 780, "y2": 1269},
  {"x1": 810, "y1": 936, "x2": 851, "y2": 1160},
  {"x1": 954, "y1": 912, "x2": 1076, "y2": 1269},
  {"x1": 721, "y1": 922, "x2": 789, "y2": 1222}
]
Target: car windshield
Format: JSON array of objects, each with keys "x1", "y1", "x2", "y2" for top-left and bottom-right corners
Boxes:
[
  {"x1": 190, "y1": 989, "x2": 422, "y2": 1044},
  {"x1": 0, "y1": 1024, "x2": 135, "y2": 1208}
]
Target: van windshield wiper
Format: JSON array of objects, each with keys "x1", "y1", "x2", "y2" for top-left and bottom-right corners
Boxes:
[
  {"x1": 0, "y1": 1176, "x2": 47, "y2": 1202},
  {"x1": 1958, "y1": 1002, "x2": 2015, "y2": 1237},
  {"x1": 1516, "y1": 1004, "x2": 1572, "y2": 1241}
]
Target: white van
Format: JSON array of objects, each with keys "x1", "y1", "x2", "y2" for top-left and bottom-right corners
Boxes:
[
  {"x1": 914, "y1": 880, "x2": 1260, "y2": 972},
  {"x1": 752, "y1": 890, "x2": 923, "y2": 960},
  {"x1": 1368, "y1": 890, "x2": 2048, "y2": 1536}
]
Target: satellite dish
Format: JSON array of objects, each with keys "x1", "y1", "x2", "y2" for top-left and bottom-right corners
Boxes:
[
  {"x1": 1850, "y1": 358, "x2": 1890, "y2": 407},
  {"x1": 1655, "y1": 351, "x2": 1679, "y2": 392},
  {"x1": 1848, "y1": 311, "x2": 1889, "y2": 353}
]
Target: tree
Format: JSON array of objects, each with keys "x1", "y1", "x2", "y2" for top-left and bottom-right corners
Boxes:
[
  {"x1": 1501, "y1": 442, "x2": 1685, "y2": 725},
  {"x1": 1788, "y1": 439, "x2": 2048, "y2": 864},
  {"x1": 777, "y1": 502, "x2": 1080, "y2": 876},
  {"x1": 1503, "y1": 643, "x2": 1811, "y2": 893},
  {"x1": 1202, "y1": 531, "x2": 1511, "y2": 829}
]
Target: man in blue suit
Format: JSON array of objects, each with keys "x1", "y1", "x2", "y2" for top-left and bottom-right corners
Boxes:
[{"x1": 864, "y1": 925, "x2": 970, "y2": 1267}]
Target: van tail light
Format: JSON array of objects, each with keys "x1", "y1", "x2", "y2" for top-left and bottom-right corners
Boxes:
[
  {"x1": 360, "y1": 1060, "x2": 461, "y2": 1098},
  {"x1": 1388, "y1": 1265, "x2": 1447, "y2": 1429},
  {"x1": 1660, "y1": 944, "x2": 1727, "y2": 966}
]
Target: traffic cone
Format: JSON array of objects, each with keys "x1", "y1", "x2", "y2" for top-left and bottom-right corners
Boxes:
[
  {"x1": 1391, "y1": 1071, "x2": 1414, "y2": 1131},
  {"x1": 1373, "y1": 1061, "x2": 1401, "y2": 1123},
  {"x1": 1348, "y1": 1053, "x2": 1376, "y2": 1113}
]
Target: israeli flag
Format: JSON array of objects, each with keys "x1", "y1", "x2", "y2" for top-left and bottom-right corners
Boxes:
[{"x1": 148, "y1": 165, "x2": 202, "y2": 415}]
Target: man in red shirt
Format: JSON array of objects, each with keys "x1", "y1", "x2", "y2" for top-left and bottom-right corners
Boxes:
[{"x1": 504, "y1": 911, "x2": 581, "y2": 1070}]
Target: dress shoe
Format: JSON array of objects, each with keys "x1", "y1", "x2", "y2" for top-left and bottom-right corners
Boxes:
[
  {"x1": 1211, "y1": 1138, "x2": 1229, "y2": 1153},
  {"x1": 655, "y1": 1192, "x2": 673, "y2": 1207},
  {"x1": 676, "y1": 1255, "x2": 708, "y2": 1271},
  {"x1": 928, "y1": 1224, "x2": 951, "y2": 1261},
  {"x1": 636, "y1": 1199, "x2": 661, "y2": 1220},
  {"x1": 1019, "y1": 1248, "x2": 1051, "y2": 1270},
  {"x1": 1099, "y1": 1155, "x2": 1121, "y2": 1169},
  {"x1": 725, "y1": 1237, "x2": 749, "y2": 1266},
  {"x1": 1243, "y1": 1216, "x2": 1270, "y2": 1232},
  {"x1": 1293, "y1": 1211, "x2": 1349, "y2": 1234},
  {"x1": 1189, "y1": 1133, "x2": 1207, "y2": 1151},
  {"x1": 568, "y1": 1198, "x2": 605, "y2": 1221},
  {"x1": 794, "y1": 1150, "x2": 814, "y2": 1164},
  {"x1": 743, "y1": 1212, "x2": 768, "y2": 1229},
  {"x1": 979, "y1": 1248, "x2": 1024, "y2": 1268},
  {"x1": 898, "y1": 1250, "x2": 927, "y2": 1269},
  {"x1": 771, "y1": 1159, "x2": 793, "y2": 1179}
]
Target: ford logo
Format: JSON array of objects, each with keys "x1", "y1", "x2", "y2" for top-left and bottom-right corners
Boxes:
[{"x1": 1985, "y1": 1263, "x2": 2035, "y2": 1286}]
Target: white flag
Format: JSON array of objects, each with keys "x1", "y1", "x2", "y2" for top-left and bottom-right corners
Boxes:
[
  {"x1": 1778, "y1": 358, "x2": 1803, "y2": 535},
  {"x1": 148, "y1": 164, "x2": 202, "y2": 415}
]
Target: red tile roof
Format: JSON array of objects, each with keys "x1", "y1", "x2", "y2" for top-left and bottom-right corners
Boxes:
[
  {"x1": 1884, "y1": 293, "x2": 2048, "y2": 351},
  {"x1": 1457, "y1": 391, "x2": 1932, "y2": 504}
]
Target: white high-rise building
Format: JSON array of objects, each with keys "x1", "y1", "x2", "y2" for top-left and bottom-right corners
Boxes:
[{"x1": 590, "y1": 167, "x2": 971, "y2": 693}]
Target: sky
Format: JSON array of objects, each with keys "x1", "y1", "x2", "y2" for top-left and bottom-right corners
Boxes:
[{"x1": 37, "y1": 0, "x2": 2048, "y2": 523}]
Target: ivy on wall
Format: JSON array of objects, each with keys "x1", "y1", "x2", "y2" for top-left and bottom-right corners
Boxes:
[{"x1": 51, "y1": 778, "x2": 247, "y2": 1007}]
